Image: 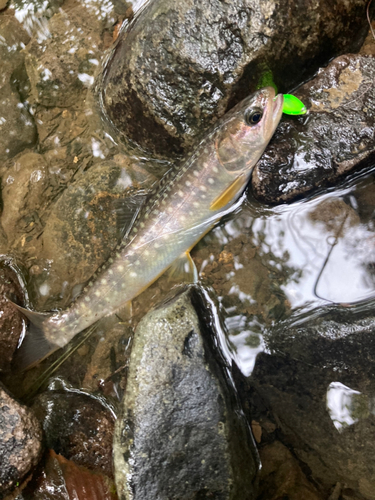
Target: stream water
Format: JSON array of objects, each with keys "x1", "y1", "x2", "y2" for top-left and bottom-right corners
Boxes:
[{"x1": 0, "y1": 0, "x2": 374, "y2": 498}]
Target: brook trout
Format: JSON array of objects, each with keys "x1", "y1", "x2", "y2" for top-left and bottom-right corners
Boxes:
[{"x1": 14, "y1": 87, "x2": 283, "y2": 367}]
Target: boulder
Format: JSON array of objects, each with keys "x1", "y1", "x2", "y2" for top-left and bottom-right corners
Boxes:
[
  {"x1": 252, "y1": 54, "x2": 375, "y2": 203},
  {"x1": 101, "y1": 0, "x2": 369, "y2": 158},
  {"x1": 250, "y1": 302, "x2": 375, "y2": 500},
  {"x1": 114, "y1": 287, "x2": 258, "y2": 500},
  {"x1": 0, "y1": 383, "x2": 43, "y2": 498}
]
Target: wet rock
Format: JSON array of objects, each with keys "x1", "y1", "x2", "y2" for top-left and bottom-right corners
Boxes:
[
  {"x1": 0, "y1": 383, "x2": 43, "y2": 497},
  {"x1": 252, "y1": 54, "x2": 375, "y2": 203},
  {"x1": 0, "y1": 263, "x2": 25, "y2": 373},
  {"x1": 0, "y1": 14, "x2": 30, "y2": 87},
  {"x1": 102, "y1": 0, "x2": 369, "y2": 158},
  {"x1": 114, "y1": 288, "x2": 258, "y2": 500},
  {"x1": 0, "y1": 15, "x2": 36, "y2": 161},
  {"x1": 32, "y1": 390, "x2": 115, "y2": 477},
  {"x1": 24, "y1": 7, "x2": 102, "y2": 108},
  {"x1": 1, "y1": 153, "x2": 49, "y2": 245},
  {"x1": 0, "y1": 84, "x2": 37, "y2": 162},
  {"x1": 250, "y1": 302, "x2": 375, "y2": 499},
  {"x1": 258, "y1": 441, "x2": 323, "y2": 500},
  {"x1": 38, "y1": 161, "x2": 142, "y2": 309}
]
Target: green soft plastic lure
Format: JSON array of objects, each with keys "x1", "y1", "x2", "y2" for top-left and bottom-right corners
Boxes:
[{"x1": 282, "y1": 94, "x2": 307, "y2": 115}]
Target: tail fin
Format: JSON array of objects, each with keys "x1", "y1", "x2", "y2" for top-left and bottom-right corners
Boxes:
[{"x1": 9, "y1": 300, "x2": 61, "y2": 371}]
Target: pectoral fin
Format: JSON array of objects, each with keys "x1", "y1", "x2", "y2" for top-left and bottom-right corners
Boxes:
[
  {"x1": 210, "y1": 174, "x2": 246, "y2": 211},
  {"x1": 166, "y1": 252, "x2": 198, "y2": 283}
]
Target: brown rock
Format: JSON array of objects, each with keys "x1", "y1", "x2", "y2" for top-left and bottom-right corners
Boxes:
[{"x1": 0, "y1": 383, "x2": 43, "y2": 497}]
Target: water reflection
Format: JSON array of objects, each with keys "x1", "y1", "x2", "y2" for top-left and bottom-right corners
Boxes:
[
  {"x1": 197, "y1": 170, "x2": 375, "y2": 375},
  {"x1": 326, "y1": 381, "x2": 370, "y2": 432}
]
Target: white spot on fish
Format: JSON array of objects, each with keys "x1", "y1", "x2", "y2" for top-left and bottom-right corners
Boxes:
[
  {"x1": 193, "y1": 202, "x2": 199, "y2": 208},
  {"x1": 208, "y1": 178, "x2": 214, "y2": 184},
  {"x1": 200, "y1": 186, "x2": 207, "y2": 192},
  {"x1": 168, "y1": 207, "x2": 173, "y2": 213},
  {"x1": 39, "y1": 284, "x2": 50, "y2": 296},
  {"x1": 212, "y1": 166, "x2": 219, "y2": 173},
  {"x1": 85, "y1": 296, "x2": 90, "y2": 302},
  {"x1": 101, "y1": 279, "x2": 107, "y2": 285},
  {"x1": 118, "y1": 265, "x2": 124, "y2": 272},
  {"x1": 178, "y1": 191, "x2": 184, "y2": 197},
  {"x1": 95, "y1": 291, "x2": 101, "y2": 297},
  {"x1": 185, "y1": 181, "x2": 191, "y2": 187},
  {"x1": 180, "y1": 215, "x2": 186, "y2": 221},
  {"x1": 135, "y1": 260, "x2": 140, "y2": 265},
  {"x1": 201, "y1": 194, "x2": 207, "y2": 199},
  {"x1": 193, "y1": 170, "x2": 199, "y2": 177},
  {"x1": 108, "y1": 270, "x2": 114, "y2": 275},
  {"x1": 130, "y1": 271, "x2": 137, "y2": 277}
]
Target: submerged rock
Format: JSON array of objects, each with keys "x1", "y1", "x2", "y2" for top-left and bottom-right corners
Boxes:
[
  {"x1": 0, "y1": 383, "x2": 43, "y2": 497},
  {"x1": 1, "y1": 153, "x2": 49, "y2": 245},
  {"x1": 32, "y1": 390, "x2": 115, "y2": 478},
  {"x1": 102, "y1": 0, "x2": 369, "y2": 158},
  {"x1": 252, "y1": 54, "x2": 375, "y2": 203},
  {"x1": 24, "y1": 8, "x2": 102, "y2": 108},
  {"x1": 250, "y1": 302, "x2": 375, "y2": 500},
  {"x1": 114, "y1": 288, "x2": 258, "y2": 500},
  {"x1": 38, "y1": 161, "x2": 141, "y2": 309},
  {"x1": 0, "y1": 14, "x2": 36, "y2": 161},
  {"x1": 0, "y1": 263, "x2": 25, "y2": 373}
]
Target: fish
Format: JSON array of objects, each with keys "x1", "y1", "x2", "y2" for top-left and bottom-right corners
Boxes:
[{"x1": 12, "y1": 87, "x2": 283, "y2": 368}]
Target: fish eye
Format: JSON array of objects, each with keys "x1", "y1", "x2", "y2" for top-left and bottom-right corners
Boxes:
[{"x1": 245, "y1": 108, "x2": 263, "y2": 126}]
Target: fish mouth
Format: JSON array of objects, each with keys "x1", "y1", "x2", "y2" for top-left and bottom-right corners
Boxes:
[
  {"x1": 272, "y1": 92, "x2": 284, "y2": 121},
  {"x1": 261, "y1": 87, "x2": 283, "y2": 139}
]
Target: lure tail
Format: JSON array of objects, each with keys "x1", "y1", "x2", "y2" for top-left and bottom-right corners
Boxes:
[{"x1": 9, "y1": 300, "x2": 61, "y2": 370}]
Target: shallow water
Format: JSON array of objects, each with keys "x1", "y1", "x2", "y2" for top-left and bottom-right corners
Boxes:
[{"x1": 0, "y1": 0, "x2": 375, "y2": 498}]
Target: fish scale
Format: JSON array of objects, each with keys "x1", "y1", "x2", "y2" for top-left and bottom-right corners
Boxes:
[{"x1": 13, "y1": 87, "x2": 283, "y2": 368}]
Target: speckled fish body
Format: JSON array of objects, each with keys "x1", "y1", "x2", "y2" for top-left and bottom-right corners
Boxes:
[{"x1": 16, "y1": 87, "x2": 283, "y2": 365}]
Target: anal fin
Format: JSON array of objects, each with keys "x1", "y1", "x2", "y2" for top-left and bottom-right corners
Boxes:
[{"x1": 166, "y1": 252, "x2": 198, "y2": 284}]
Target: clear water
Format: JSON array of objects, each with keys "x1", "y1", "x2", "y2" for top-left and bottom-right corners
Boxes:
[{"x1": 0, "y1": 0, "x2": 375, "y2": 498}]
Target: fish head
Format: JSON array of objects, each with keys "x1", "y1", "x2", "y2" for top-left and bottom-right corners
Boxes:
[{"x1": 215, "y1": 87, "x2": 283, "y2": 177}]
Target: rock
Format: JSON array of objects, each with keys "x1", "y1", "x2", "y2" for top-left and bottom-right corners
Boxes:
[
  {"x1": 1, "y1": 153, "x2": 49, "y2": 245},
  {"x1": 252, "y1": 54, "x2": 375, "y2": 203},
  {"x1": 114, "y1": 288, "x2": 258, "y2": 500},
  {"x1": 0, "y1": 263, "x2": 26, "y2": 373},
  {"x1": 0, "y1": 84, "x2": 37, "y2": 162},
  {"x1": 38, "y1": 161, "x2": 143, "y2": 309},
  {"x1": 24, "y1": 8, "x2": 102, "y2": 108},
  {"x1": 258, "y1": 441, "x2": 323, "y2": 500},
  {"x1": 101, "y1": 0, "x2": 369, "y2": 158},
  {"x1": 0, "y1": 383, "x2": 43, "y2": 497},
  {"x1": 0, "y1": 15, "x2": 36, "y2": 161},
  {"x1": 32, "y1": 390, "x2": 115, "y2": 477},
  {"x1": 0, "y1": 14, "x2": 30, "y2": 87},
  {"x1": 0, "y1": 0, "x2": 8, "y2": 10},
  {"x1": 250, "y1": 302, "x2": 375, "y2": 499}
]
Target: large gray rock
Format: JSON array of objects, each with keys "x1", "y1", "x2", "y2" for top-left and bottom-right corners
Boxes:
[
  {"x1": 250, "y1": 302, "x2": 375, "y2": 500},
  {"x1": 114, "y1": 288, "x2": 258, "y2": 500},
  {"x1": 101, "y1": 0, "x2": 369, "y2": 158},
  {"x1": 0, "y1": 383, "x2": 43, "y2": 498},
  {"x1": 252, "y1": 53, "x2": 375, "y2": 203}
]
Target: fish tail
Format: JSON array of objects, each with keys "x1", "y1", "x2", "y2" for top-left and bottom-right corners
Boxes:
[{"x1": 9, "y1": 300, "x2": 61, "y2": 371}]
